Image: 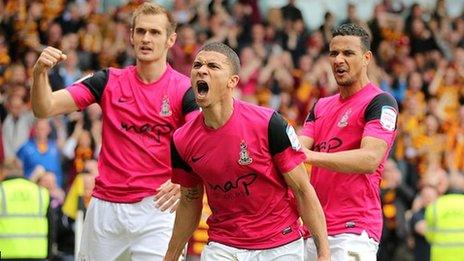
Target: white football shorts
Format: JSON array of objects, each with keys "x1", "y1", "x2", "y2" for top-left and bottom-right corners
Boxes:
[
  {"x1": 305, "y1": 230, "x2": 379, "y2": 261},
  {"x1": 77, "y1": 196, "x2": 175, "y2": 261},
  {"x1": 201, "y1": 238, "x2": 304, "y2": 261}
]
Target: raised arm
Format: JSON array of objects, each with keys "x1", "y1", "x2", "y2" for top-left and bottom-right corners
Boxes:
[
  {"x1": 32, "y1": 46, "x2": 79, "y2": 118},
  {"x1": 283, "y1": 164, "x2": 330, "y2": 260},
  {"x1": 164, "y1": 185, "x2": 204, "y2": 261},
  {"x1": 305, "y1": 136, "x2": 388, "y2": 173},
  {"x1": 301, "y1": 93, "x2": 398, "y2": 174}
]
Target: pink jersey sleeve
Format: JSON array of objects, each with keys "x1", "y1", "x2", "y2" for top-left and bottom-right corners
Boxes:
[
  {"x1": 363, "y1": 119, "x2": 397, "y2": 147},
  {"x1": 300, "y1": 121, "x2": 315, "y2": 138},
  {"x1": 274, "y1": 147, "x2": 307, "y2": 174},
  {"x1": 362, "y1": 94, "x2": 398, "y2": 146},
  {"x1": 66, "y1": 83, "x2": 96, "y2": 110},
  {"x1": 172, "y1": 168, "x2": 203, "y2": 187}
]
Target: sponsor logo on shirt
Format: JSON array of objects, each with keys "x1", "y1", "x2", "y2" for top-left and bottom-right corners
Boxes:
[
  {"x1": 380, "y1": 106, "x2": 397, "y2": 131},
  {"x1": 286, "y1": 125, "x2": 301, "y2": 151},
  {"x1": 238, "y1": 140, "x2": 252, "y2": 165},
  {"x1": 337, "y1": 108, "x2": 352, "y2": 128},
  {"x1": 313, "y1": 137, "x2": 342, "y2": 152},
  {"x1": 120, "y1": 122, "x2": 173, "y2": 143},
  {"x1": 207, "y1": 173, "x2": 258, "y2": 197},
  {"x1": 160, "y1": 95, "x2": 172, "y2": 117}
]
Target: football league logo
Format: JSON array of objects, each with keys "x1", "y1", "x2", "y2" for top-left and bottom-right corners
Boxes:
[
  {"x1": 380, "y1": 106, "x2": 397, "y2": 131},
  {"x1": 238, "y1": 140, "x2": 252, "y2": 165},
  {"x1": 160, "y1": 95, "x2": 172, "y2": 117},
  {"x1": 337, "y1": 108, "x2": 351, "y2": 128}
]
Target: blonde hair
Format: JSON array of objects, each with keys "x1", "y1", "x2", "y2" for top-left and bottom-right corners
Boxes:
[{"x1": 131, "y1": 2, "x2": 177, "y2": 35}]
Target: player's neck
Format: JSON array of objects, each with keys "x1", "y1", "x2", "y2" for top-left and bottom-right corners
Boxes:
[
  {"x1": 135, "y1": 59, "x2": 167, "y2": 84},
  {"x1": 203, "y1": 97, "x2": 234, "y2": 129},
  {"x1": 339, "y1": 75, "x2": 370, "y2": 99}
]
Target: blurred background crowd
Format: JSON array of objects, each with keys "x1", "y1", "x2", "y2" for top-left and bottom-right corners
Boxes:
[{"x1": 1, "y1": 0, "x2": 464, "y2": 260}]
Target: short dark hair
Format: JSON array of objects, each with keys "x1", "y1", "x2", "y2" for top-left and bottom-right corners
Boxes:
[
  {"x1": 132, "y1": 2, "x2": 177, "y2": 35},
  {"x1": 332, "y1": 23, "x2": 371, "y2": 51},
  {"x1": 199, "y1": 42, "x2": 241, "y2": 75}
]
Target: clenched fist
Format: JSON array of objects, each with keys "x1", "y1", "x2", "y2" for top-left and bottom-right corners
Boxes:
[{"x1": 33, "y1": 46, "x2": 67, "y2": 74}]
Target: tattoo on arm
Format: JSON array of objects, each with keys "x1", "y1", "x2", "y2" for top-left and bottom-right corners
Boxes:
[{"x1": 183, "y1": 187, "x2": 201, "y2": 202}]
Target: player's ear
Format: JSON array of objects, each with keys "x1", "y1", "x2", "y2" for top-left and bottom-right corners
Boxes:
[
  {"x1": 166, "y1": 32, "x2": 177, "y2": 48},
  {"x1": 228, "y1": 75, "x2": 240, "y2": 89},
  {"x1": 130, "y1": 28, "x2": 134, "y2": 46},
  {"x1": 364, "y1": 50, "x2": 372, "y2": 66}
]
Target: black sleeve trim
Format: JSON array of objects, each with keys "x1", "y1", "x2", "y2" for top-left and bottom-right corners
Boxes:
[
  {"x1": 182, "y1": 87, "x2": 199, "y2": 115},
  {"x1": 81, "y1": 69, "x2": 109, "y2": 103},
  {"x1": 364, "y1": 92, "x2": 399, "y2": 126},
  {"x1": 170, "y1": 139, "x2": 192, "y2": 172},
  {"x1": 305, "y1": 100, "x2": 318, "y2": 122},
  {"x1": 268, "y1": 111, "x2": 292, "y2": 156}
]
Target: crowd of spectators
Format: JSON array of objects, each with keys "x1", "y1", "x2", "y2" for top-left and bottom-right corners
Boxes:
[{"x1": 1, "y1": 0, "x2": 464, "y2": 260}]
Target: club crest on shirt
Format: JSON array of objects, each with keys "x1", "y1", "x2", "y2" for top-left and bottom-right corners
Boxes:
[
  {"x1": 337, "y1": 108, "x2": 351, "y2": 128},
  {"x1": 159, "y1": 95, "x2": 172, "y2": 117},
  {"x1": 238, "y1": 140, "x2": 253, "y2": 165}
]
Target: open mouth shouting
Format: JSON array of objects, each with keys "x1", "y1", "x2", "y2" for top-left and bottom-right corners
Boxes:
[
  {"x1": 335, "y1": 67, "x2": 348, "y2": 77},
  {"x1": 140, "y1": 46, "x2": 153, "y2": 54},
  {"x1": 196, "y1": 80, "x2": 209, "y2": 98}
]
